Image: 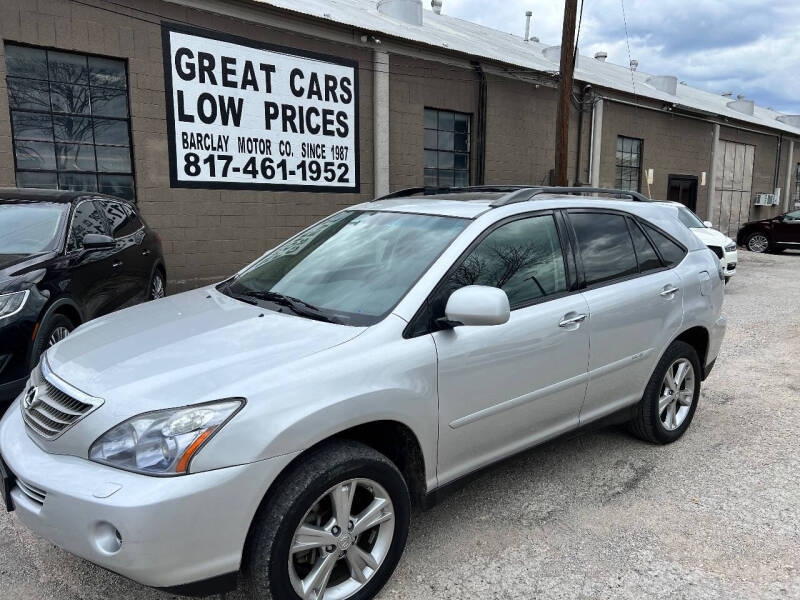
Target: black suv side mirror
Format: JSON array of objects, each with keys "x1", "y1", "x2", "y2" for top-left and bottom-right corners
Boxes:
[{"x1": 82, "y1": 233, "x2": 115, "y2": 250}]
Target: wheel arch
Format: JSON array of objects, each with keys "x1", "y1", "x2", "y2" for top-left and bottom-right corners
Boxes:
[
  {"x1": 26, "y1": 297, "x2": 84, "y2": 368},
  {"x1": 671, "y1": 326, "x2": 709, "y2": 372}
]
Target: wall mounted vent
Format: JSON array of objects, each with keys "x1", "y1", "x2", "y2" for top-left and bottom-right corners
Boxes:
[
  {"x1": 727, "y1": 98, "x2": 755, "y2": 116},
  {"x1": 645, "y1": 75, "x2": 678, "y2": 96}
]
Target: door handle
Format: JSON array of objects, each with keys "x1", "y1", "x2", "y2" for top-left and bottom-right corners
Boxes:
[
  {"x1": 659, "y1": 286, "x2": 680, "y2": 297},
  {"x1": 559, "y1": 313, "x2": 587, "y2": 328},
  {"x1": 141, "y1": 249, "x2": 151, "y2": 256},
  {"x1": 112, "y1": 261, "x2": 123, "y2": 269}
]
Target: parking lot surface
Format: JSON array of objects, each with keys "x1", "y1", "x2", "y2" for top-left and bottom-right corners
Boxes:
[{"x1": 1, "y1": 250, "x2": 799, "y2": 600}]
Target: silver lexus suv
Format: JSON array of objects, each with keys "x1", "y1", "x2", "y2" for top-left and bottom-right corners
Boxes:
[{"x1": 0, "y1": 187, "x2": 726, "y2": 600}]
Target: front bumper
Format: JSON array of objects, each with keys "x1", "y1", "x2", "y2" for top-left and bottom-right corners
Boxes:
[{"x1": 0, "y1": 402, "x2": 298, "y2": 588}]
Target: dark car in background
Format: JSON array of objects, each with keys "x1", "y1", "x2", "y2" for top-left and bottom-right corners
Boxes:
[
  {"x1": 738, "y1": 209, "x2": 800, "y2": 253},
  {"x1": 0, "y1": 188, "x2": 165, "y2": 403}
]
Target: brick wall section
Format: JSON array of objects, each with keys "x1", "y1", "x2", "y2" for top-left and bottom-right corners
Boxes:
[
  {"x1": 600, "y1": 100, "x2": 714, "y2": 214},
  {"x1": 0, "y1": 0, "x2": 375, "y2": 292}
]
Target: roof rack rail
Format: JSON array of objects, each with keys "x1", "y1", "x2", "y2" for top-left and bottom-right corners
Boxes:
[
  {"x1": 374, "y1": 185, "x2": 535, "y2": 201},
  {"x1": 490, "y1": 186, "x2": 653, "y2": 207}
]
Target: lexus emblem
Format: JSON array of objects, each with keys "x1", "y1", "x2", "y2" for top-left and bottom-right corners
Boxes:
[{"x1": 23, "y1": 386, "x2": 40, "y2": 411}]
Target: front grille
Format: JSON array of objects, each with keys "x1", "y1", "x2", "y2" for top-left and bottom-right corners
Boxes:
[
  {"x1": 709, "y1": 246, "x2": 724, "y2": 259},
  {"x1": 21, "y1": 361, "x2": 101, "y2": 440},
  {"x1": 15, "y1": 476, "x2": 47, "y2": 507}
]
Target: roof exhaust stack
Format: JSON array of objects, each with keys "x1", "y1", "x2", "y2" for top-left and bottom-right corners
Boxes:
[
  {"x1": 524, "y1": 10, "x2": 532, "y2": 42},
  {"x1": 377, "y1": 0, "x2": 423, "y2": 26},
  {"x1": 431, "y1": 0, "x2": 442, "y2": 15},
  {"x1": 630, "y1": 59, "x2": 638, "y2": 71},
  {"x1": 594, "y1": 51, "x2": 608, "y2": 62}
]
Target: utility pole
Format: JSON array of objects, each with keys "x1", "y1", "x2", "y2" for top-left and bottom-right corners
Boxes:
[{"x1": 554, "y1": 0, "x2": 578, "y2": 186}]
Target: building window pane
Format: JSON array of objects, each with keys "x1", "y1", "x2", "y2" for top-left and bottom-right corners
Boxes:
[
  {"x1": 17, "y1": 171, "x2": 58, "y2": 189},
  {"x1": 4, "y1": 43, "x2": 135, "y2": 200},
  {"x1": 11, "y1": 111, "x2": 53, "y2": 141},
  {"x1": 423, "y1": 108, "x2": 471, "y2": 189},
  {"x1": 15, "y1": 141, "x2": 56, "y2": 170},
  {"x1": 615, "y1": 136, "x2": 642, "y2": 192}
]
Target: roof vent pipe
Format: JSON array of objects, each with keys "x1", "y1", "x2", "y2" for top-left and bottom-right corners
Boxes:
[
  {"x1": 524, "y1": 10, "x2": 532, "y2": 41},
  {"x1": 594, "y1": 51, "x2": 607, "y2": 62},
  {"x1": 377, "y1": 0, "x2": 423, "y2": 26},
  {"x1": 737, "y1": 93, "x2": 745, "y2": 100},
  {"x1": 431, "y1": 0, "x2": 442, "y2": 15},
  {"x1": 630, "y1": 59, "x2": 638, "y2": 71}
]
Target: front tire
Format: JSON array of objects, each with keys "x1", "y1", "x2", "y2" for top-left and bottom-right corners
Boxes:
[
  {"x1": 745, "y1": 232, "x2": 770, "y2": 253},
  {"x1": 149, "y1": 269, "x2": 166, "y2": 300},
  {"x1": 30, "y1": 313, "x2": 74, "y2": 370},
  {"x1": 243, "y1": 440, "x2": 410, "y2": 600},
  {"x1": 629, "y1": 341, "x2": 701, "y2": 444}
]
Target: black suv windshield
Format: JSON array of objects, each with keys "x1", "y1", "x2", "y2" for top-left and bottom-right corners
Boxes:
[
  {"x1": 0, "y1": 202, "x2": 68, "y2": 254},
  {"x1": 222, "y1": 210, "x2": 469, "y2": 325}
]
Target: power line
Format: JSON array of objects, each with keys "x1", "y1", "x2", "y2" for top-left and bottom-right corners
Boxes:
[{"x1": 620, "y1": 0, "x2": 638, "y2": 103}]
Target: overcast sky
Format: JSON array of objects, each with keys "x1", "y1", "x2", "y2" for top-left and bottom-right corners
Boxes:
[{"x1": 426, "y1": 0, "x2": 800, "y2": 114}]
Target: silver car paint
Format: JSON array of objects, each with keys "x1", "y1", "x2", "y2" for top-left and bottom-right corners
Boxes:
[{"x1": 0, "y1": 195, "x2": 726, "y2": 588}]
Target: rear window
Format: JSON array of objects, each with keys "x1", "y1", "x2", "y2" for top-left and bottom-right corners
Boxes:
[{"x1": 570, "y1": 212, "x2": 638, "y2": 286}]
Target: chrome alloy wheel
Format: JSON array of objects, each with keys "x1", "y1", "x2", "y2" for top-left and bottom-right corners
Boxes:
[
  {"x1": 747, "y1": 233, "x2": 769, "y2": 253},
  {"x1": 288, "y1": 478, "x2": 395, "y2": 600},
  {"x1": 47, "y1": 326, "x2": 70, "y2": 348},
  {"x1": 150, "y1": 273, "x2": 165, "y2": 299},
  {"x1": 659, "y1": 358, "x2": 695, "y2": 431}
]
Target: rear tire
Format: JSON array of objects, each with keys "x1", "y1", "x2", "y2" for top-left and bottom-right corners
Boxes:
[
  {"x1": 629, "y1": 341, "x2": 701, "y2": 444},
  {"x1": 243, "y1": 440, "x2": 410, "y2": 600},
  {"x1": 149, "y1": 269, "x2": 166, "y2": 300},
  {"x1": 30, "y1": 313, "x2": 74, "y2": 370}
]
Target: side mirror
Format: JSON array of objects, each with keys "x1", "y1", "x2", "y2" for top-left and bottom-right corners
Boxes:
[
  {"x1": 82, "y1": 233, "x2": 115, "y2": 250},
  {"x1": 703, "y1": 221, "x2": 713, "y2": 228},
  {"x1": 443, "y1": 285, "x2": 510, "y2": 327}
]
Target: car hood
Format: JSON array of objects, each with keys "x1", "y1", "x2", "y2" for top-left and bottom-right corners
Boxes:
[
  {"x1": 0, "y1": 251, "x2": 53, "y2": 282},
  {"x1": 690, "y1": 227, "x2": 733, "y2": 247},
  {"x1": 45, "y1": 286, "x2": 366, "y2": 400}
]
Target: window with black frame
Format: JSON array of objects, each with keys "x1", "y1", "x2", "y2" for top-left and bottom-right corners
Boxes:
[
  {"x1": 424, "y1": 108, "x2": 470, "y2": 189},
  {"x1": 5, "y1": 44, "x2": 135, "y2": 200},
  {"x1": 615, "y1": 136, "x2": 643, "y2": 193}
]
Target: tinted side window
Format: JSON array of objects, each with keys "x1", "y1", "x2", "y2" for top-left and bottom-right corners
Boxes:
[
  {"x1": 101, "y1": 200, "x2": 141, "y2": 238},
  {"x1": 643, "y1": 224, "x2": 686, "y2": 267},
  {"x1": 628, "y1": 219, "x2": 662, "y2": 272},
  {"x1": 68, "y1": 201, "x2": 107, "y2": 251},
  {"x1": 570, "y1": 212, "x2": 638, "y2": 286},
  {"x1": 445, "y1": 214, "x2": 567, "y2": 308}
]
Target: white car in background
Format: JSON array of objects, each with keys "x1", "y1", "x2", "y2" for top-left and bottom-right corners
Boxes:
[{"x1": 666, "y1": 202, "x2": 738, "y2": 283}]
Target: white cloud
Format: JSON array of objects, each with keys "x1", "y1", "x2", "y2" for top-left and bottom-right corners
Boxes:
[{"x1": 426, "y1": 0, "x2": 800, "y2": 113}]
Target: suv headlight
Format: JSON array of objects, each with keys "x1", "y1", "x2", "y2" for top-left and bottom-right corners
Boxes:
[
  {"x1": 89, "y1": 399, "x2": 244, "y2": 476},
  {"x1": 724, "y1": 242, "x2": 736, "y2": 252},
  {"x1": 0, "y1": 290, "x2": 29, "y2": 320}
]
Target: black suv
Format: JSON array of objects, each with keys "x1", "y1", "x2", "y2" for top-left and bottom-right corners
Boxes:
[{"x1": 0, "y1": 188, "x2": 165, "y2": 402}]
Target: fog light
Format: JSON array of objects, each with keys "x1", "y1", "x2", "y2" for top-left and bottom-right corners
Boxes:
[{"x1": 93, "y1": 522, "x2": 122, "y2": 554}]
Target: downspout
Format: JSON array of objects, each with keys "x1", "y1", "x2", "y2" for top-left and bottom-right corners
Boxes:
[
  {"x1": 708, "y1": 124, "x2": 720, "y2": 223},
  {"x1": 784, "y1": 140, "x2": 794, "y2": 212},
  {"x1": 574, "y1": 84, "x2": 589, "y2": 185},
  {"x1": 373, "y1": 50, "x2": 390, "y2": 197},
  {"x1": 774, "y1": 134, "x2": 783, "y2": 209},
  {"x1": 472, "y1": 62, "x2": 487, "y2": 185},
  {"x1": 589, "y1": 98, "x2": 603, "y2": 187}
]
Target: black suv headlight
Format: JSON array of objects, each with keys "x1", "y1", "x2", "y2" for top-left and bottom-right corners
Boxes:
[{"x1": 0, "y1": 290, "x2": 29, "y2": 320}]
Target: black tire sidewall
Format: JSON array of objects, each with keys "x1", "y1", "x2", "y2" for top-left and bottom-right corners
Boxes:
[
  {"x1": 29, "y1": 313, "x2": 74, "y2": 371},
  {"x1": 248, "y1": 443, "x2": 411, "y2": 600},
  {"x1": 643, "y1": 341, "x2": 701, "y2": 443},
  {"x1": 149, "y1": 270, "x2": 165, "y2": 300}
]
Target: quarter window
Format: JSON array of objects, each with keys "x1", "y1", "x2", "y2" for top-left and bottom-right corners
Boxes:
[
  {"x1": 570, "y1": 212, "x2": 638, "y2": 286},
  {"x1": 642, "y1": 224, "x2": 686, "y2": 267},
  {"x1": 615, "y1": 136, "x2": 643, "y2": 192},
  {"x1": 424, "y1": 108, "x2": 470, "y2": 189},
  {"x1": 4, "y1": 44, "x2": 135, "y2": 200},
  {"x1": 444, "y1": 214, "x2": 567, "y2": 308},
  {"x1": 627, "y1": 219, "x2": 662, "y2": 272}
]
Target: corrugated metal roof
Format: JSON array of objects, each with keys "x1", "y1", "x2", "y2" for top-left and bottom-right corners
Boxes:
[{"x1": 251, "y1": 0, "x2": 800, "y2": 136}]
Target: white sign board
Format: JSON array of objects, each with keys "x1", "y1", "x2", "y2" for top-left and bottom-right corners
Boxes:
[{"x1": 162, "y1": 24, "x2": 359, "y2": 192}]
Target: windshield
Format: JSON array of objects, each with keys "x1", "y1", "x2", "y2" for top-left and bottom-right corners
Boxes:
[
  {"x1": 0, "y1": 202, "x2": 68, "y2": 254},
  {"x1": 676, "y1": 206, "x2": 705, "y2": 229},
  {"x1": 223, "y1": 210, "x2": 469, "y2": 325}
]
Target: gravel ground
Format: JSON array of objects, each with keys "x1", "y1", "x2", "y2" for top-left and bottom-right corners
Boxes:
[{"x1": 2, "y1": 250, "x2": 799, "y2": 600}]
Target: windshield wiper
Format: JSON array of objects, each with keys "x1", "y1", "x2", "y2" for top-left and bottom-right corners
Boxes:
[{"x1": 239, "y1": 290, "x2": 339, "y2": 324}]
